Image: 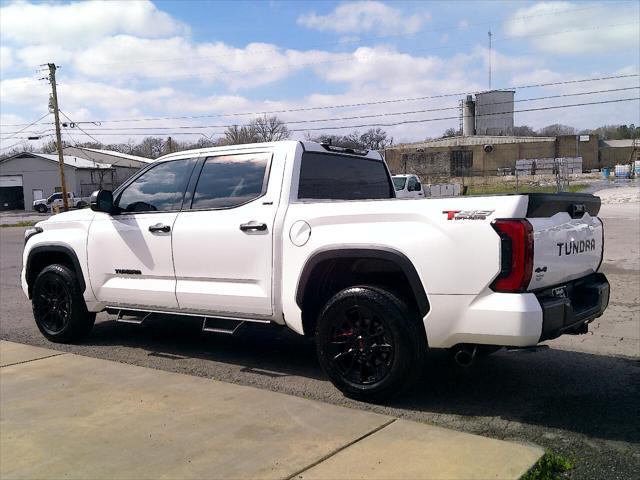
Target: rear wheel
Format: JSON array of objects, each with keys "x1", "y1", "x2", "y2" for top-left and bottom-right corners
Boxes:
[
  {"x1": 32, "y1": 264, "x2": 95, "y2": 343},
  {"x1": 315, "y1": 286, "x2": 425, "y2": 402}
]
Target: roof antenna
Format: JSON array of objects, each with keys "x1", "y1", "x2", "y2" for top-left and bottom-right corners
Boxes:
[{"x1": 488, "y1": 30, "x2": 492, "y2": 90}]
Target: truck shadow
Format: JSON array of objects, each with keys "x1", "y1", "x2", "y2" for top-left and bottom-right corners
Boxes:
[{"x1": 86, "y1": 314, "x2": 639, "y2": 445}]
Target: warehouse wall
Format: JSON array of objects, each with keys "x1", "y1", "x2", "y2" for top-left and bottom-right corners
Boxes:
[
  {"x1": 599, "y1": 146, "x2": 634, "y2": 167},
  {"x1": 556, "y1": 135, "x2": 599, "y2": 170},
  {"x1": 385, "y1": 140, "x2": 556, "y2": 175},
  {"x1": 385, "y1": 134, "x2": 602, "y2": 176},
  {"x1": 0, "y1": 156, "x2": 78, "y2": 210}
]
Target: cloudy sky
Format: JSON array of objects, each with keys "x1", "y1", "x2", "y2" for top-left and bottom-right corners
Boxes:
[{"x1": 1, "y1": 0, "x2": 638, "y2": 150}]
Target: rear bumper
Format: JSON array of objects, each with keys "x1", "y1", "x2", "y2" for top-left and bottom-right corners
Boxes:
[{"x1": 536, "y1": 273, "x2": 610, "y2": 341}]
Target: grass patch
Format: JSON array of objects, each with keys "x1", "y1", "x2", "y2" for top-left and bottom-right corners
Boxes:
[
  {"x1": 467, "y1": 183, "x2": 589, "y2": 195},
  {"x1": 522, "y1": 451, "x2": 573, "y2": 480},
  {"x1": 0, "y1": 221, "x2": 37, "y2": 228}
]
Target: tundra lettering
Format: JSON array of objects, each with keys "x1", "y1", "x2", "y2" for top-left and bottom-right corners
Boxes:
[
  {"x1": 21, "y1": 141, "x2": 609, "y2": 402},
  {"x1": 556, "y1": 239, "x2": 596, "y2": 256}
]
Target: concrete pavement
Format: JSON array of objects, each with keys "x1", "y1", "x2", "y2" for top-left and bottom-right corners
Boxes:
[{"x1": 0, "y1": 341, "x2": 543, "y2": 479}]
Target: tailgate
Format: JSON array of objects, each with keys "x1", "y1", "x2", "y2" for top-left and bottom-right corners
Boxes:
[{"x1": 526, "y1": 193, "x2": 603, "y2": 290}]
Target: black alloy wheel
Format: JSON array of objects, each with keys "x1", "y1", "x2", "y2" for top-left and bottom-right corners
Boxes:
[
  {"x1": 32, "y1": 264, "x2": 95, "y2": 343},
  {"x1": 33, "y1": 274, "x2": 71, "y2": 335},
  {"x1": 316, "y1": 286, "x2": 425, "y2": 402},
  {"x1": 327, "y1": 301, "x2": 395, "y2": 386}
]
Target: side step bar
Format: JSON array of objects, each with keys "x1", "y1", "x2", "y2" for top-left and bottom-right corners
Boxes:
[
  {"x1": 116, "y1": 310, "x2": 152, "y2": 325},
  {"x1": 107, "y1": 306, "x2": 271, "y2": 336},
  {"x1": 202, "y1": 317, "x2": 246, "y2": 335}
]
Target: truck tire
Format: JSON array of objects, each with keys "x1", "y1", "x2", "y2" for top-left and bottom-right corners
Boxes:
[
  {"x1": 35, "y1": 204, "x2": 47, "y2": 213},
  {"x1": 31, "y1": 264, "x2": 95, "y2": 343},
  {"x1": 315, "y1": 286, "x2": 425, "y2": 402}
]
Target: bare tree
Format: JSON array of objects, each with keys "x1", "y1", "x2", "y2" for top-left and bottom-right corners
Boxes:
[
  {"x1": 250, "y1": 115, "x2": 290, "y2": 142},
  {"x1": 220, "y1": 125, "x2": 258, "y2": 145},
  {"x1": 306, "y1": 128, "x2": 392, "y2": 151},
  {"x1": 512, "y1": 125, "x2": 537, "y2": 136},
  {"x1": 41, "y1": 139, "x2": 59, "y2": 153},
  {"x1": 133, "y1": 137, "x2": 165, "y2": 158},
  {"x1": 441, "y1": 127, "x2": 458, "y2": 138},
  {"x1": 360, "y1": 128, "x2": 393, "y2": 150},
  {"x1": 538, "y1": 124, "x2": 577, "y2": 136}
]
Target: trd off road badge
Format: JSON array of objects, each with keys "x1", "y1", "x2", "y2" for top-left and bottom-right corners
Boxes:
[{"x1": 442, "y1": 210, "x2": 495, "y2": 220}]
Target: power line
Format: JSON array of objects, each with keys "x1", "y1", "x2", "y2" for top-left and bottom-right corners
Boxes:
[
  {"x1": 65, "y1": 87, "x2": 639, "y2": 132},
  {"x1": 54, "y1": 97, "x2": 639, "y2": 138},
  {"x1": 288, "y1": 98, "x2": 640, "y2": 133},
  {"x1": 50, "y1": 73, "x2": 640, "y2": 125},
  {"x1": 59, "y1": 110, "x2": 104, "y2": 145},
  {"x1": 3, "y1": 73, "x2": 638, "y2": 131},
  {"x1": 0, "y1": 112, "x2": 51, "y2": 141},
  {"x1": 0, "y1": 134, "x2": 55, "y2": 152}
]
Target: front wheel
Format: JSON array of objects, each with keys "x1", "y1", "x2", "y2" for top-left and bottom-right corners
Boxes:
[
  {"x1": 35, "y1": 204, "x2": 47, "y2": 213},
  {"x1": 315, "y1": 286, "x2": 425, "y2": 402},
  {"x1": 32, "y1": 264, "x2": 95, "y2": 343}
]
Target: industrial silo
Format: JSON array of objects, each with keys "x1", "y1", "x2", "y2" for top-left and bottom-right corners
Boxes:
[{"x1": 474, "y1": 90, "x2": 515, "y2": 136}]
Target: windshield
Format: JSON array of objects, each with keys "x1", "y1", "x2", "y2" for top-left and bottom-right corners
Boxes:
[{"x1": 392, "y1": 177, "x2": 407, "y2": 191}]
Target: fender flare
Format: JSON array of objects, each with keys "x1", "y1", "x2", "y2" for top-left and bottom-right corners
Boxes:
[
  {"x1": 26, "y1": 245, "x2": 86, "y2": 296},
  {"x1": 295, "y1": 247, "x2": 429, "y2": 316}
]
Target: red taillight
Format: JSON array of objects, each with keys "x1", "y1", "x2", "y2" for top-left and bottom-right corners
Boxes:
[{"x1": 491, "y1": 219, "x2": 534, "y2": 293}]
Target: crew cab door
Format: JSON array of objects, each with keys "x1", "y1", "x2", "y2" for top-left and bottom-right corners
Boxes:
[
  {"x1": 172, "y1": 151, "x2": 277, "y2": 317},
  {"x1": 87, "y1": 158, "x2": 197, "y2": 310}
]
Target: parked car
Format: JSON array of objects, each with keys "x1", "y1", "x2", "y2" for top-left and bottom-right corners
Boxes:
[
  {"x1": 392, "y1": 174, "x2": 424, "y2": 198},
  {"x1": 33, "y1": 192, "x2": 88, "y2": 213},
  {"x1": 22, "y1": 141, "x2": 609, "y2": 401}
]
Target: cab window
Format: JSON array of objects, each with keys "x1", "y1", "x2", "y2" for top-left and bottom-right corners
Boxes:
[
  {"x1": 191, "y1": 153, "x2": 270, "y2": 209},
  {"x1": 115, "y1": 159, "x2": 196, "y2": 213}
]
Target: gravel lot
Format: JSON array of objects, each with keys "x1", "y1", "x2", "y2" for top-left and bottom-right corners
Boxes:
[{"x1": 1, "y1": 186, "x2": 638, "y2": 479}]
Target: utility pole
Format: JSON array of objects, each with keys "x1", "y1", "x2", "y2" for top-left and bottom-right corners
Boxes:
[
  {"x1": 488, "y1": 30, "x2": 492, "y2": 90},
  {"x1": 47, "y1": 63, "x2": 69, "y2": 211}
]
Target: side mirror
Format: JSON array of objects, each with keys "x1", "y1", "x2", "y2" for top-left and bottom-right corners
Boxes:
[
  {"x1": 90, "y1": 190, "x2": 114, "y2": 214},
  {"x1": 414, "y1": 182, "x2": 422, "y2": 191},
  {"x1": 47, "y1": 198, "x2": 52, "y2": 204}
]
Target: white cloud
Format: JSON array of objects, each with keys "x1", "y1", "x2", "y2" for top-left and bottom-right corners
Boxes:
[
  {"x1": 473, "y1": 46, "x2": 542, "y2": 74},
  {"x1": 505, "y1": 1, "x2": 639, "y2": 54},
  {"x1": 0, "y1": 0, "x2": 188, "y2": 47},
  {"x1": 0, "y1": 76, "x2": 174, "y2": 111},
  {"x1": 298, "y1": 1, "x2": 429, "y2": 34},
  {"x1": 71, "y1": 36, "x2": 336, "y2": 89},
  {"x1": 0, "y1": 46, "x2": 13, "y2": 71},
  {"x1": 15, "y1": 45, "x2": 74, "y2": 66}
]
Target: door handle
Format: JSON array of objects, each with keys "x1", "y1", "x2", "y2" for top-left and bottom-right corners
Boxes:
[
  {"x1": 239, "y1": 222, "x2": 267, "y2": 232},
  {"x1": 149, "y1": 223, "x2": 171, "y2": 233}
]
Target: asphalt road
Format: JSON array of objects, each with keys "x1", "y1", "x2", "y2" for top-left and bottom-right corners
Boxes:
[{"x1": 1, "y1": 206, "x2": 638, "y2": 479}]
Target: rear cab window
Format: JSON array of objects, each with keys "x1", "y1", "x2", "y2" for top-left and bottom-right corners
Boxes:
[
  {"x1": 298, "y1": 151, "x2": 394, "y2": 200},
  {"x1": 190, "y1": 153, "x2": 271, "y2": 209}
]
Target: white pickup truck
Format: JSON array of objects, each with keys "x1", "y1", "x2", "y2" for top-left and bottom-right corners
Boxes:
[
  {"x1": 22, "y1": 141, "x2": 609, "y2": 400},
  {"x1": 392, "y1": 174, "x2": 424, "y2": 198},
  {"x1": 33, "y1": 192, "x2": 88, "y2": 213}
]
